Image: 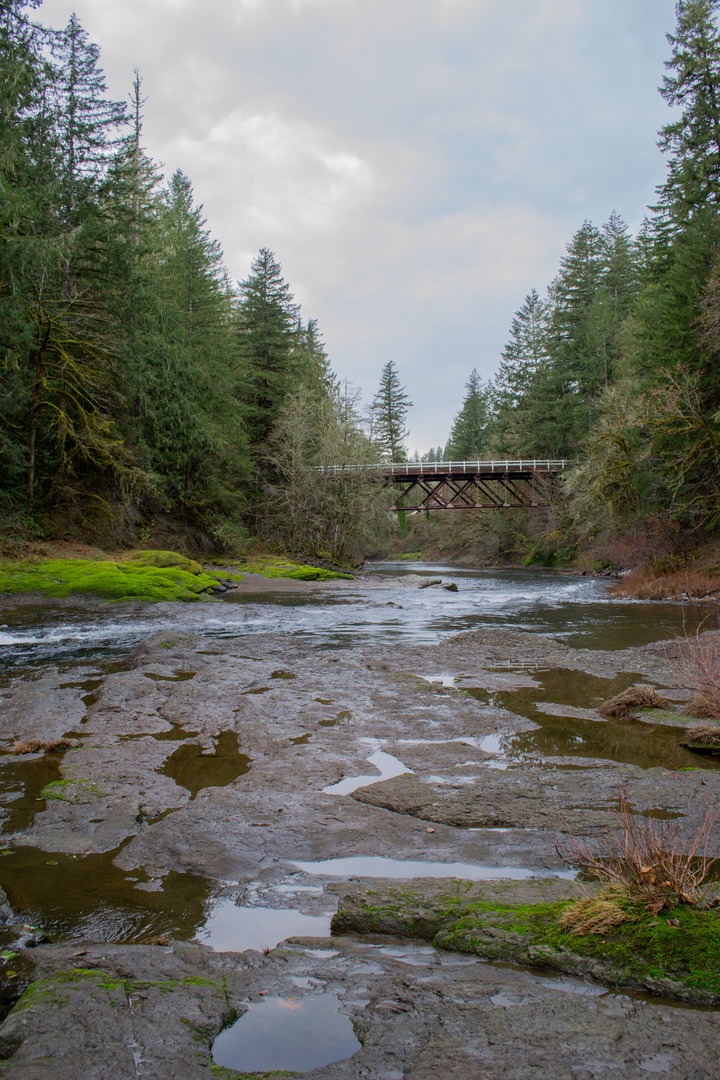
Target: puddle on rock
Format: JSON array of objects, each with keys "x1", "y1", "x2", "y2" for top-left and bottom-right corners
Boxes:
[
  {"x1": 418, "y1": 674, "x2": 456, "y2": 687},
  {"x1": 367, "y1": 943, "x2": 438, "y2": 967},
  {"x1": 212, "y1": 992, "x2": 361, "y2": 1074},
  {"x1": 490, "y1": 991, "x2": 535, "y2": 1007},
  {"x1": 241, "y1": 687, "x2": 271, "y2": 696},
  {"x1": 196, "y1": 899, "x2": 332, "y2": 951},
  {"x1": 291, "y1": 734, "x2": 312, "y2": 745},
  {"x1": 0, "y1": 751, "x2": 66, "y2": 834},
  {"x1": 143, "y1": 670, "x2": 197, "y2": 683},
  {"x1": 149, "y1": 723, "x2": 200, "y2": 742},
  {"x1": 58, "y1": 677, "x2": 104, "y2": 694},
  {"x1": 291, "y1": 857, "x2": 574, "y2": 881},
  {"x1": 159, "y1": 731, "x2": 250, "y2": 798},
  {"x1": 538, "y1": 975, "x2": 608, "y2": 997},
  {"x1": 464, "y1": 669, "x2": 720, "y2": 772},
  {"x1": 323, "y1": 746, "x2": 411, "y2": 795},
  {"x1": 0, "y1": 846, "x2": 212, "y2": 943}
]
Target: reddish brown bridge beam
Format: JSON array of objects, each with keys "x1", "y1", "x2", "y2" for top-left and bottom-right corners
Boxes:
[{"x1": 380, "y1": 460, "x2": 567, "y2": 511}]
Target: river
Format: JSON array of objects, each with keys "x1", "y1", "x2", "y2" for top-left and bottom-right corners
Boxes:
[{"x1": 0, "y1": 561, "x2": 700, "y2": 676}]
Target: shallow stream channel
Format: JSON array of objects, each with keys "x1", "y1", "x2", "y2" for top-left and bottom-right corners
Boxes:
[{"x1": 1, "y1": 562, "x2": 719, "y2": 1078}]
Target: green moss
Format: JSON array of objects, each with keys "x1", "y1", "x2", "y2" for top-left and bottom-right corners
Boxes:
[
  {"x1": 337, "y1": 889, "x2": 720, "y2": 1001},
  {"x1": 228, "y1": 555, "x2": 353, "y2": 581},
  {"x1": 11, "y1": 978, "x2": 61, "y2": 1013},
  {"x1": 40, "y1": 778, "x2": 101, "y2": 802},
  {"x1": 0, "y1": 553, "x2": 223, "y2": 602},
  {"x1": 123, "y1": 549, "x2": 204, "y2": 574}
]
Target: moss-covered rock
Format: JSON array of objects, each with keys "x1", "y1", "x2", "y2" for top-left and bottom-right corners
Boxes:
[
  {"x1": 228, "y1": 556, "x2": 353, "y2": 581},
  {"x1": 0, "y1": 552, "x2": 223, "y2": 602},
  {"x1": 332, "y1": 881, "x2": 720, "y2": 1004}
]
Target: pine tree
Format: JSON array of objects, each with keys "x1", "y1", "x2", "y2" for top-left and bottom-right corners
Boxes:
[
  {"x1": 493, "y1": 290, "x2": 549, "y2": 411},
  {"x1": 370, "y1": 360, "x2": 412, "y2": 461},
  {"x1": 294, "y1": 318, "x2": 336, "y2": 403},
  {"x1": 133, "y1": 170, "x2": 246, "y2": 513},
  {"x1": 445, "y1": 369, "x2": 490, "y2": 460},
  {"x1": 0, "y1": 0, "x2": 51, "y2": 495},
  {"x1": 50, "y1": 13, "x2": 127, "y2": 230},
  {"x1": 657, "y1": 0, "x2": 720, "y2": 226},
  {"x1": 235, "y1": 248, "x2": 301, "y2": 451}
]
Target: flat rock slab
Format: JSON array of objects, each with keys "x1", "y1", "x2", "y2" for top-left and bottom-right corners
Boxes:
[
  {"x1": 3, "y1": 936, "x2": 720, "y2": 1079},
  {"x1": 351, "y1": 762, "x2": 720, "y2": 839}
]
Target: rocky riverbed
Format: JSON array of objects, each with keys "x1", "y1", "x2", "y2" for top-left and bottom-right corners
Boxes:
[{"x1": 0, "y1": 577, "x2": 719, "y2": 1077}]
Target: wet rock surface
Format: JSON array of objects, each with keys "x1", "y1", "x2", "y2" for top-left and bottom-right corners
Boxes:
[
  {"x1": 0, "y1": 600, "x2": 719, "y2": 1076},
  {"x1": 4, "y1": 936, "x2": 720, "y2": 1080}
]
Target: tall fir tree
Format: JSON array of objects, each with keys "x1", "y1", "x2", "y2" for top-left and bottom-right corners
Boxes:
[
  {"x1": 235, "y1": 248, "x2": 301, "y2": 451},
  {"x1": 50, "y1": 13, "x2": 127, "y2": 231},
  {"x1": 370, "y1": 360, "x2": 412, "y2": 461},
  {"x1": 445, "y1": 369, "x2": 490, "y2": 460},
  {"x1": 657, "y1": 0, "x2": 720, "y2": 226}
]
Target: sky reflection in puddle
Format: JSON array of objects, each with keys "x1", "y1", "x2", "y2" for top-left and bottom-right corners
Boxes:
[
  {"x1": 291, "y1": 856, "x2": 575, "y2": 881},
  {"x1": 212, "y1": 992, "x2": 361, "y2": 1074},
  {"x1": 196, "y1": 898, "x2": 332, "y2": 952},
  {"x1": 323, "y1": 743, "x2": 411, "y2": 795}
]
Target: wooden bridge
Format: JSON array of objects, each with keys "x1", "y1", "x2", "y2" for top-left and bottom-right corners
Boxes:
[{"x1": 321, "y1": 460, "x2": 568, "y2": 511}]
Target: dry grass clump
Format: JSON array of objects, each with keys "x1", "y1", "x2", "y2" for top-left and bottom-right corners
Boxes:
[
  {"x1": 558, "y1": 790, "x2": 717, "y2": 921},
  {"x1": 11, "y1": 737, "x2": 76, "y2": 755},
  {"x1": 558, "y1": 893, "x2": 628, "y2": 936},
  {"x1": 598, "y1": 686, "x2": 672, "y2": 719},
  {"x1": 672, "y1": 628, "x2": 720, "y2": 719},
  {"x1": 612, "y1": 569, "x2": 720, "y2": 601},
  {"x1": 680, "y1": 725, "x2": 720, "y2": 748}
]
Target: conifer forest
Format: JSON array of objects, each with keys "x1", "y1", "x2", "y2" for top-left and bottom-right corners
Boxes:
[{"x1": 3, "y1": 0, "x2": 720, "y2": 571}]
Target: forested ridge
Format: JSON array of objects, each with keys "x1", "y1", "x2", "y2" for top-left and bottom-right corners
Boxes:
[
  {"x1": 3, "y1": 0, "x2": 720, "y2": 574},
  {"x1": 408, "y1": 0, "x2": 720, "y2": 575}
]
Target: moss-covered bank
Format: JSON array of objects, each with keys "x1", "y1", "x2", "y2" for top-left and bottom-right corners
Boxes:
[
  {"x1": 332, "y1": 881, "x2": 720, "y2": 1004},
  {"x1": 0, "y1": 551, "x2": 224, "y2": 602},
  {"x1": 0, "y1": 550, "x2": 352, "y2": 603},
  {"x1": 227, "y1": 555, "x2": 353, "y2": 581}
]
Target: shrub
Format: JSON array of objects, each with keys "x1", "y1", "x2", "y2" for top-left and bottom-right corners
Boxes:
[
  {"x1": 612, "y1": 569, "x2": 720, "y2": 600},
  {"x1": 673, "y1": 627, "x2": 720, "y2": 719},
  {"x1": 558, "y1": 789, "x2": 717, "y2": 918}
]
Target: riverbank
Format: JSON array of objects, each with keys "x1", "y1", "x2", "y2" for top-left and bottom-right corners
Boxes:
[
  {"x1": 0, "y1": 567, "x2": 719, "y2": 1075},
  {"x1": 0, "y1": 549, "x2": 353, "y2": 604}
]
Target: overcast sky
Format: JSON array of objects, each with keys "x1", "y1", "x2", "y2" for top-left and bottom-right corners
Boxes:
[{"x1": 38, "y1": 0, "x2": 679, "y2": 452}]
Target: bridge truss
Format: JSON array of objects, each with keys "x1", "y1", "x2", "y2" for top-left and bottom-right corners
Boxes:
[{"x1": 381, "y1": 460, "x2": 567, "y2": 511}]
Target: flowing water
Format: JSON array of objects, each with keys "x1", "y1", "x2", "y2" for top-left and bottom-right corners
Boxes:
[{"x1": 0, "y1": 562, "x2": 707, "y2": 677}]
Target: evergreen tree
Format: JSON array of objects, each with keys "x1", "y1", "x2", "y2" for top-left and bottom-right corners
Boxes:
[
  {"x1": 492, "y1": 289, "x2": 549, "y2": 420},
  {"x1": 0, "y1": 0, "x2": 51, "y2": 494},
  {"x1": 50, "y1": 13, "x2": 127, "y2": 230},
  {"x1": 294, "y1": 318, "x2": 336, "y2": 402},
  {"x1": 235, "y1": 248, "x2": 301, "y2": 450},
  {"x1": 370, "y1": 360, "x2": 412, "y2": 461},
  {"x1": 657, "y1": 0, "x2": 720, "y2": 226},
  {"x1": 445, "y1": 369, "x2": 490, "y2": 460},
  {"x1": 1, "y1": 2, "x2": 125, "y2": 514},
  {"x1": 134, "y1": 170, "x2": 246, "y2": 514}
]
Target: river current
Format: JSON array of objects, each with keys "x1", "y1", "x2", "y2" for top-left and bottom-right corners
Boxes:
[{"x1": 0, "y1": 561, "x2": 703, "y2": 676}]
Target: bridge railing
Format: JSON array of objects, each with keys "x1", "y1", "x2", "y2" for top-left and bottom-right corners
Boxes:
[{"x1": 320, "y1": 459, "x2": 568, "y2": 475}]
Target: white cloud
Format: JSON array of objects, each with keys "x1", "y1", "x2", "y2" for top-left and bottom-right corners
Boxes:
[{"x1": 37, "y1": 0, "x2": 678, "y2": 449}]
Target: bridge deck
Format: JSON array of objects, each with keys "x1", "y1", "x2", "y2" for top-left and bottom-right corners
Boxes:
[
  {"x1": 382, "y1": 459, "x2": 567, "y2": 477},
  {"x1": 379, "y1": 460, "x2": 567, "y2": 511}
]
